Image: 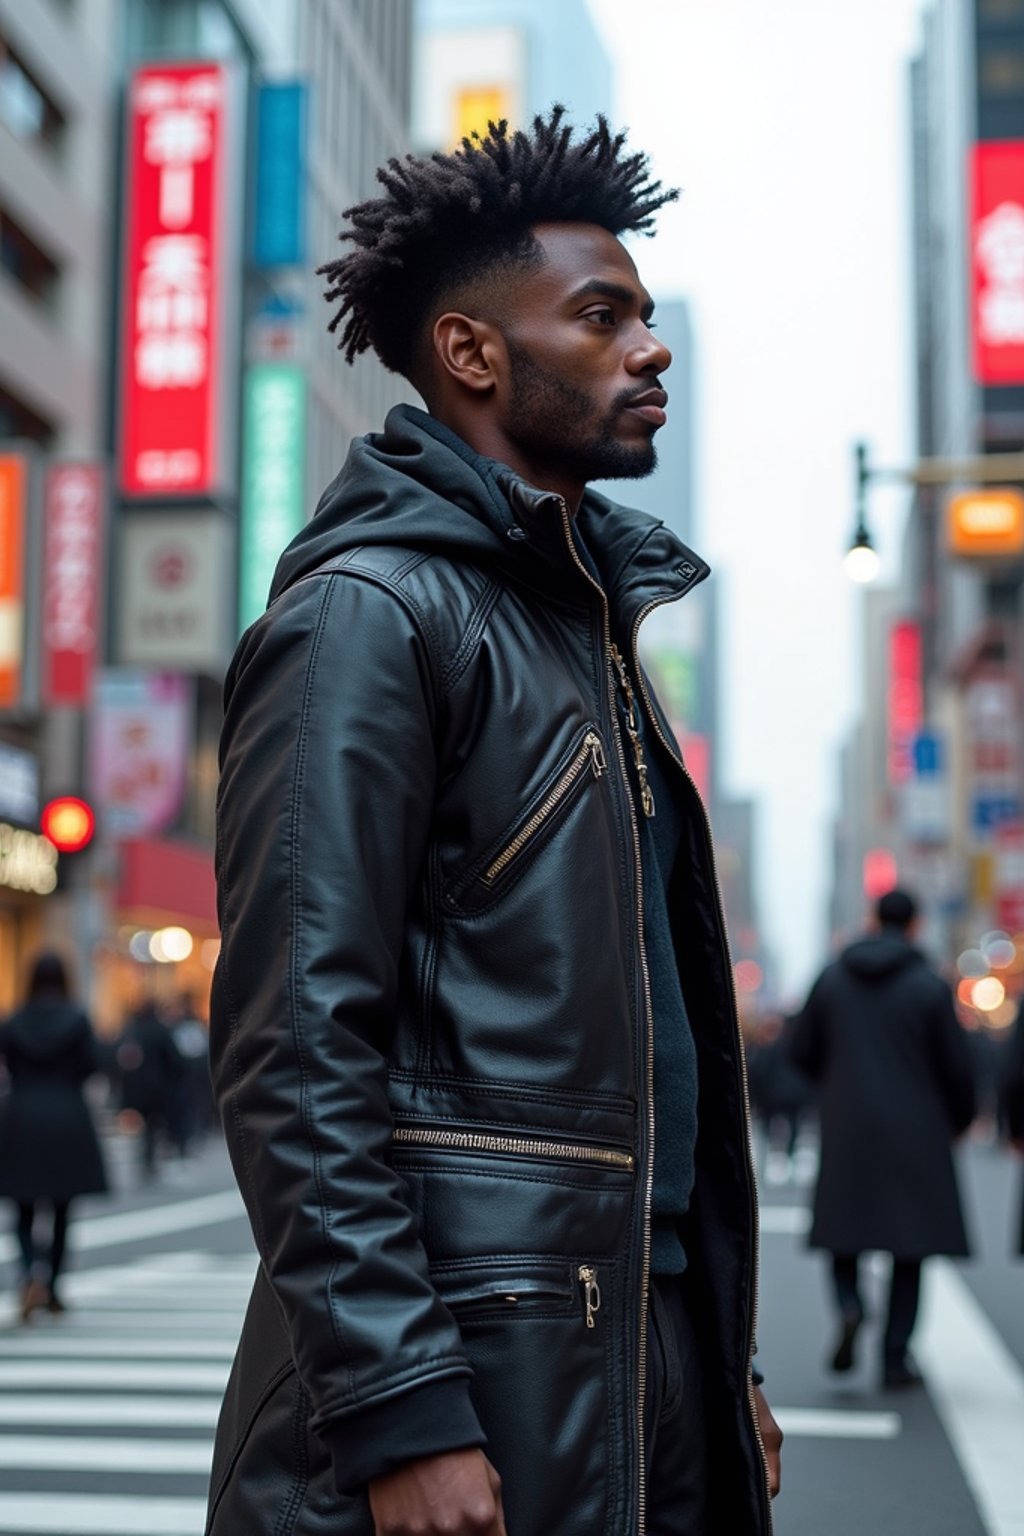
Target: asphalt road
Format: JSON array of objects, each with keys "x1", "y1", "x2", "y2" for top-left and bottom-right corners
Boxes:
[
  {"x1": 756, "y1": 1129, "x2": 1024, "y2": 1536},
  {"x1": 0, "y1": 1125, "x2": 1020, "y2": 1534}
]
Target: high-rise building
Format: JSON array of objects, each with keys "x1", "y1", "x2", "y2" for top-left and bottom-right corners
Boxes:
[
  {"x1": 0, "y1": 0, "x2": 122, "y2": 1002},
  {"x1": 0, "y1": 0, "x2": 416, "y2": 1022},
  {"x1": 831, "y1": 0, "x2": 1024, "y2": 991},
  {"x1": 902, "y1": 0, "x2": 1024, "y2": 969},
  {"x1": 413, "y1": 0, "x2": 612, "y2": 148}
]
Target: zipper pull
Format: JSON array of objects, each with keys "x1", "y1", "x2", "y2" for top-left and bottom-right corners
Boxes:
[
  {"x1": 578, "y1": 1264, "x2": 601, "y2": 1329},
  {"x1": 641, "y1": 783, "x2": 655, "y2": 818},
  {"x1": 586, "y1": 731, "x2": 607, "y2": 778}
]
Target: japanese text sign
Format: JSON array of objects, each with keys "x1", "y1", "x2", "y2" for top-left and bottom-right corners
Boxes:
[
  {"x1": 42, "y1": 464, "x2": 106, "y2": 707},
  {"x1": 888, "y1": 620, "x2": 923, "y2": 786},
  {"x1": 119, "y1": 63, "x2": 233, "y2": 497},
  {"x1": 0, "y1": 456, "x2": 27, "y2": 710},
  {"x1": 970, "y1": 141, "x2": 1024, "y2": 386}
]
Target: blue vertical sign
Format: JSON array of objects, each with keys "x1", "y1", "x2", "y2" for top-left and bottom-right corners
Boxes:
[{"x1": 252, "y1": 82, "x2": 308, "y2": 269}]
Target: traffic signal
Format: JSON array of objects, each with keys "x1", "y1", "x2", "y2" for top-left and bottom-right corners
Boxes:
[{"x1": 41, "y1": 797, "x2": 96, "y2": 854}]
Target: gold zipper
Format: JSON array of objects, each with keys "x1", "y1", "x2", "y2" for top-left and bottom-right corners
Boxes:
[
  {"x1": 577, "y1": 1264, "x2": 602, "y2": 1329},
  {"x1": 609, "y1": 643, "x2": 656, "y2": 818},
  {"x1": 482, "y1": 730, "x2": 607, "y2": 886},
  {"x1": 392, "y1": 1126, "x2": 634, "y2": 1172},
  {"x1": 628, "y1": 601, "x2": 773, "y2": 1533},
  {"x1": 556, "y1": 498, "x2": 656, "y2": 1536}
]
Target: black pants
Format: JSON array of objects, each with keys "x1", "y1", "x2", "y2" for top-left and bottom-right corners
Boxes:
[
  {"x1": 831, "y1": 1253, "x2": 922, "y2": 1364},
  {"x1": 645, "y1": 1275, "x2": 708, "y2": 1534},
  {"x1": 15, "y1": 1199, "x2": 71, "y2": 1286}
]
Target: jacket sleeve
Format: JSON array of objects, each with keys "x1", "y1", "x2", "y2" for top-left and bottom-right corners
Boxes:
[
  {"x1": 211, "y1": 570, "x2": 484, "y2": 1493},
  {"x1": 927, "y1": 981, "x2": 977, "y2": 1137}
]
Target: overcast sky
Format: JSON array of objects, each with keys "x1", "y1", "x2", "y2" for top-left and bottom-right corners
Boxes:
[{"x1": 587, "y1": 0, "x2": 930, "y2": 999}]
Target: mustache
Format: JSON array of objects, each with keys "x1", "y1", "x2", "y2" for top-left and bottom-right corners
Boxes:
[{"x1": 612, "y1": 383, "x2": 668, "y2": 412}]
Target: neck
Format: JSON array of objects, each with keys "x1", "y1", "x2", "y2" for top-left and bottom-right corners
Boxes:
[{"x1": 433, "y1": 406, "x2": 585, "y2": 514}]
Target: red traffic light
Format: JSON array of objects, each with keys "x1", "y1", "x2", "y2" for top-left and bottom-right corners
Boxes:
[{"x1": 41, "y1": 797, "x2": 95, "y2": 854}]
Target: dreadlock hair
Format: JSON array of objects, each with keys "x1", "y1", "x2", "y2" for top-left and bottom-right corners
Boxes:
[{"x1": 318, "y1": 105, "x2": 678, "y2": 382}]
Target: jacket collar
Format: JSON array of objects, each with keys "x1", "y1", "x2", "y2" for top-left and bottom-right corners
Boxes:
[{"x1": 496, "y1": 468, "x2": 710, "y2": 630}]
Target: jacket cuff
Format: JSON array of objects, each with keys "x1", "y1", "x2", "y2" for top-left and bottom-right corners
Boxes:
[{"x1": 327, "y1": 1376, "x2": 486, "y2": 1494}]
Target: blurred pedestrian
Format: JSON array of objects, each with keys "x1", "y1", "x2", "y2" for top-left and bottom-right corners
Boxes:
[
  {"x1": 165, "y1": 990, "x2": 212, "y2": 1155},
  {"x1": 0, "y1": 951, "x2": 108, "y2": 1320},
  {"x1": 746, "y1": 1012, "x2": 814, "y2": 1183},
  {"x1": 792, "y1": 889, "x2": 976, "y2": 1388},
  {"x1": 116, "y1": 998, "x2": 183, "y2": 1181},
  {"x1": 1003, "y1": 1003, "x2": 1024, "y2": 1255}
]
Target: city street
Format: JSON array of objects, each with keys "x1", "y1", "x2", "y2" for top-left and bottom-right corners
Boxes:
[{"x1": 0, "y1": 1127, "x2": 1020, "y2": 1534}]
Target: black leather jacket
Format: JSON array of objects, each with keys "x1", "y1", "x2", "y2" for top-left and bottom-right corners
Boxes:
[{"x1": 207, "y1": 405, "x2": 770, "y2": 1536}]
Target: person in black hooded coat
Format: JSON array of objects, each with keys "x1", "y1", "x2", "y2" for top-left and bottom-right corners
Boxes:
[
  {"x1": 0, "y1": 952, "x2": 108, "y2": 1318},
  {"x1": 791, "y1": 889, "x2": 976, "y2": 1388},
  {"x1": 1003, "y1": 1003, "x2": 1024, "y2": 1254}
]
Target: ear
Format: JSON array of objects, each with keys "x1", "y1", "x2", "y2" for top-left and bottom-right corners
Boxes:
[{"x1": 431, "y1": 311, "x2": 504, "y2": 395}]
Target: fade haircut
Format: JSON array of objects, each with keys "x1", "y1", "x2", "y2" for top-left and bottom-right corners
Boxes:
[{"x1": 318, "y1": 105, "x2": 677, "y2": 381}]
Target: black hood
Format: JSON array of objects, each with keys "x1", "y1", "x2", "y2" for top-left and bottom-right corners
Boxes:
[
  {"x1": 2, "y1": 1001, "x2": 82, "y2": 1063},
  {"x1": 269, "y1": 404, "x2": 710, "y2": 614},
  {"x1": 840, "y1": 932, "x2": 923, "y2": 981}
]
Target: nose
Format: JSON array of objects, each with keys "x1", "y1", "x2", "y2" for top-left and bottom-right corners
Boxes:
[{"x1": 626, "y1": 324, "x2": 671, "y2": 377}]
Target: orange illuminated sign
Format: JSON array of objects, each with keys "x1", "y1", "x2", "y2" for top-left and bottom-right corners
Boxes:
[
  {"x1": 948, "y1": 488, "x2": 1024, "y2": 556},
  {"x1": 0, "y1": 456, "x2": 26, "y2": 709}
]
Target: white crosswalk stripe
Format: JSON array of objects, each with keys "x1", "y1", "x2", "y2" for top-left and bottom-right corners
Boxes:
[{"x1": 0, "y1": 1251, "x2": 252, "y2": 1536}]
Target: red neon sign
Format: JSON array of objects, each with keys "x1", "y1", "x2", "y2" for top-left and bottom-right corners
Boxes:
[
  {"x1": 42, "y1": 464, "x2": 105, "y2": 707},
  {"x1": 119, "y1": 63, "x2": 230, "y2": 497},
  {"x1": 970, "y1": 141, "x2": 1024, "y2": 386},
  {"x1": 888, "y1": 621, "x2": 922, "y2": 786}
]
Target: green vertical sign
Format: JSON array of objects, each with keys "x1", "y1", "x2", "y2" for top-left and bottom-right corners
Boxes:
[{"x1": 240, "y1": 363, "x2": 306, "y2": 632}]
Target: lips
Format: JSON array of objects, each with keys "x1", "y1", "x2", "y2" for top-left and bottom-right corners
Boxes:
[{"x1": 624, "y1": 389, "x2": 668, "y2": 428}]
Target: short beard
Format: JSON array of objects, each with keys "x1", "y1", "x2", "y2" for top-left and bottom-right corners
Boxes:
[{"x1": 505, "y1": 341, "x2": 658, "y2": 483}]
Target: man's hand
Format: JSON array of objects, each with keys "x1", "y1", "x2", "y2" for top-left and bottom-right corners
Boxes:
[
  {"x1": 369, "y1": 1448, "x2": 506, "y2": 1535},
  {"x1": 753, "y1": 1385, "x2": 783, "y2": 1498}
]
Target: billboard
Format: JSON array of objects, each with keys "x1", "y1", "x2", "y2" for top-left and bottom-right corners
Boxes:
[
  {"x1": 90, "y1": 670, "x2": 191, "y2": 837},
  {"x1": 0, "y1": 455, "x2": 27, "y2": 710},
  {"x1": 42, "y1": 463, "x2": 106, "y2": 707},
  {"x1": 252, "y1": 82, "x2": 307, "y2": 269},
  {"x1": 118, "y1": 62, "x2": 240, "y2": 497},
  {"x1": 970, "y1": 141, "x2": 1024, "y2": 386},
  {"x1": 117, "y1": 510, "x2": 233, "y2": 673},
  {"x1": 239, "y1": 364, "x2": 306, "y2": 631},
  {"x1": 887, "y1": 621, "x2": 922, "y2": 786}
]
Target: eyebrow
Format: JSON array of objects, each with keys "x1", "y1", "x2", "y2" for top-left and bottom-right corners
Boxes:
[{"x1": 567, "y1": 279, "x2": 656, "y2": 321}]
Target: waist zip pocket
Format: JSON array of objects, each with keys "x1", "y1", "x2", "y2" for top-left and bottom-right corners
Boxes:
[
  {"x1": 431, "y1": 1258, "x2": 602, "y2": 1329},
  {"x1": 444, "y1": 724, "x2": 607, "y2": 910},
  {"x1": 392, "y1": 1123, "x2": 634, "y2": 1174}
]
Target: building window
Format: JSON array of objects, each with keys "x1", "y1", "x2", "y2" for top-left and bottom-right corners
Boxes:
[
  {"x1": 980, "y1": 0, "x2": 1024, "y2": 18},
  {"x1": 0, "y1": 382, "x2": 54, "y2": 445},
  {"x1": 0, "y1": 41, "x2": 65, "y2": 149},
  {"x1": 979, "y1": 44, "x2": 1024, "y2": 95},
  {"x1": 0, "y1": 208, "x2": 60, "y2": 305}
]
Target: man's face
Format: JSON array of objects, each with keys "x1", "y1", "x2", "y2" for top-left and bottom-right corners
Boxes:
[{"x1": 497, "y1": 223, "x2": 672, "y2": 485}]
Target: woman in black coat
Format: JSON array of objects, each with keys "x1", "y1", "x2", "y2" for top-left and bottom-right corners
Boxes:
[
  {"x1": 792, "y1": 890, "x2": 976, "y2": 1387},
  {"x1": 0, "y1": 952, "x2": 108, "y2": 1319}
]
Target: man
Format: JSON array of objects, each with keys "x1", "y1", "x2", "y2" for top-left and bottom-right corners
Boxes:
[
  {"x1": 207, "y1": 110, "x2": 780, "y2": 1536},
  {"x1": 792, "y1": 888, "x2": 976, "y2": 1389}
]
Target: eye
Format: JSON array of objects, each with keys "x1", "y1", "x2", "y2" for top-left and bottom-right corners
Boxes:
[{"x1": 584, "y1": 307, "x2": 617, "y2": 327}]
